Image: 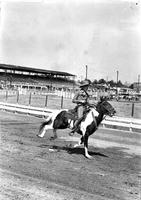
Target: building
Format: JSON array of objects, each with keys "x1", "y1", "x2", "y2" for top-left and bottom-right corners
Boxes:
[
  {"x1": 133, "y1": 82, "x2": 141, "y2": 93},
  {"x1": 0, "y1": 63, "x2": 76, "y2": 91}
]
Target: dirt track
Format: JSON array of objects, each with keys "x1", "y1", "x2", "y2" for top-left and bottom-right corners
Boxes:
[{"x1": 0, "y1": 111, "x2": 141, "y2": 200}]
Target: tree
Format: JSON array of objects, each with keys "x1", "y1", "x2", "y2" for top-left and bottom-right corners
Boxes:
[
  {"x1": 98, "y1": 78, "x2": 106, "y2": 84},
  {"x1": 92, "y1": 79, "x2": 98, "y2": 84},
  {"x1": 117, "y1": 80, "x2": 123, "y2": 87},
  {"x1": 129, "y1": 84, "x2": 134, "y2": 89},
  {"x1": 108, "y1": 80, "x2": 116, "y2": 87}
]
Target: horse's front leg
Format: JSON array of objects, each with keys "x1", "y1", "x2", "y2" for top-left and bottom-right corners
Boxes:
[
  {"x1": 50, "y1": 129, "x2": 57, "y2": 140},
  {"x1": 83, "y1": 134, "x2": 93, "y2": 159}
]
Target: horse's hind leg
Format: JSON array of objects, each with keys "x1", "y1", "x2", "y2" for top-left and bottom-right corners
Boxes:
[
  {"x1": 50, "y1": 129, "x2": 57, "y2": 140},
  {"x1": 74, "y1": 136, "x2": 84, "y2": 148},
  {"x1": 37, "y1": 126, "x2": 46, "y2": 138}
]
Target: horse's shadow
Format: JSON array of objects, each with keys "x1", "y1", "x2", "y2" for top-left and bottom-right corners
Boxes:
[{"x1": 39, "y1": 144, "x2": 108, "y2": 158}]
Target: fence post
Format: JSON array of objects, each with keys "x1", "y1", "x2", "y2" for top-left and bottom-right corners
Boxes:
[
  {"x1": 45, "y1": 95, "x2": 48, "y2": 107},
  {"x1": 29, "y1": 92, "x2": 32, "y2": 105},
  {"x1": 6, "y1": 90, "x2": 8, "y2": 101},
  {"x1": 17, "y1": 90, "x2": 19, "y2": 103},
  {"x1": 61, "y1": 95, "x2": 63, "y2": 109},
  {"x1": 131, "y1": 102, "x2": 134, "y2": 117}
]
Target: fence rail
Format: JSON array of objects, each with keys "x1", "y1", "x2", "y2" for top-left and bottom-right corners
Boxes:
[
  {"x1": 0, "y1": 89, "x2": 141, "y2": 119},
  {"x1": 101, "y1": 116, "x2": 141, "y2": 132},
  {"x1": 0, "y1": 102, "x2": 141, "y2": 133}
]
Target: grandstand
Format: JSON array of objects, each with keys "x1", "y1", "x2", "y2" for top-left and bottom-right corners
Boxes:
[{"x1": 0, "y1": 63, "x2": 76, "y2": 91}]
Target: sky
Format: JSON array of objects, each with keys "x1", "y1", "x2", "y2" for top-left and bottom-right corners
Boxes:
[{"x1": 0, "y1": 0, "x2": 141, "y2": 83}]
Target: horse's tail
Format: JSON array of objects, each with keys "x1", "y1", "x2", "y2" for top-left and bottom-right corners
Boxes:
[{"x1": 39, "y1": 116, "x2": 52, "y2": 133}]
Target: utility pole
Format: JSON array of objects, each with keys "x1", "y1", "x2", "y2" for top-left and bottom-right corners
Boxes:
[
  {"x1": 116, "y1": 70, "x2": 119, "y2": 94},
  {"x1": 116, "y1": 70, "x2": 119, "y2": 85},
  {"x1": 85, "y1": 65, "x2": 88, "y2": 80},
  {"x1": 138, "y1": 74, "x2": 140, "y2": 93}
]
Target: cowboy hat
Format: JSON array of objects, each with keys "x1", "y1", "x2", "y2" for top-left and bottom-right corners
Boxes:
[{"x1": 79, "y1": 79, "x2": 91, "y2": 88}]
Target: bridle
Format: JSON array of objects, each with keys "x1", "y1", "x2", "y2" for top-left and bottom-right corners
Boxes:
[{"x1": 99, "y1": 100, "x2": 114, "y2": 117}]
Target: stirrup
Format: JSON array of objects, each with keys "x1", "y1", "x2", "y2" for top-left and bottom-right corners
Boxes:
[
  {"x1": 69, "y1": 127, "x2": 76, "y2": 136},
  {"x1": 69, "y1": 125, "x2": 79, "y2": 136},
  {"x1": 69, "y1": 131, "x2": 75, "y2": 136}
]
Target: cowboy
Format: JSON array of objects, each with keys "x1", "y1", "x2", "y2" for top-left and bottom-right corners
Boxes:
[{"x1": 69, "y1": 79, "x2": 91, "y2": 134}]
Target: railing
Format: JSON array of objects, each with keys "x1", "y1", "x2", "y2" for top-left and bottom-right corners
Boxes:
[
  {"x1": 0, "y1": 102, "x2": 141, "y2": 133},
  {"x1": 0, "y1": 89, "x2": 74, "y2": 109},
  {"x1": 0, "y1": 102, "x2": 55, "y2": 118},
  {"x1": 0, "y1": 89, "x2": 141, "y2": 118},
  {"x1": 101, "y1": 116, "x2": 141, "y2": 132}
]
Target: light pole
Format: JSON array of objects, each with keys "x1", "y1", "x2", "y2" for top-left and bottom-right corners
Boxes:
[
  {"x1": 116, "y1": 70, "x2": 119, "y2": 85},
  {"x1": 85, "y1": 65, "x2": 88, "y2": 80},
  {"x1": 116, "y1": 70, "x2": 119, "y2": 94},
  {"x1": 138, "y1": 74, "x2": 140, "y2": 93}
]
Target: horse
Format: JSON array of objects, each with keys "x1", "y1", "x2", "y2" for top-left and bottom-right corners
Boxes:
[{"x1": 37, "y1": 97, "x2": 116, "y2": 159}]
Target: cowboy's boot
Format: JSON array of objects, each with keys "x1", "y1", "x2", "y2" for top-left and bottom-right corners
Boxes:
[
  {"x1": 69, "y1": 120, "x2": 78, "y2": 136},
  {"x1": 69, "y1": 117, "x2": 83, "y2": 136}
]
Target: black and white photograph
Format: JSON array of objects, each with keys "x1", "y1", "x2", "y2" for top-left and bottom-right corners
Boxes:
[{"x1": 0, "y1": 0, "x2": 141, "y2": 199}]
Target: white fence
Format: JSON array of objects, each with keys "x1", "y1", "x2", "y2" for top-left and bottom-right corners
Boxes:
[
  {"x1": 101, "y1": 116, "x2": 141, "y2": 132},
  {"x1": 0, "y1": 102, "x2": 141, "y2": 133}
]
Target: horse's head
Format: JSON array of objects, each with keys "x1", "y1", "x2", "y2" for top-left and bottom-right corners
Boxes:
[{"x1": 96, "y1": 96, "x2": 116, "y2": 117}]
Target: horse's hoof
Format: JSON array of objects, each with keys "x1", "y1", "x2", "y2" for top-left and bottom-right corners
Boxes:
[
  {"x1": 36, "y1": 134, "x2": 42, "y2": 138},
  {"x1": 85, "y1": 154, "x2": 93, "y2": 159},
  {"x1": 74, "y1": 144, "x2": 80, "y2": 148}
]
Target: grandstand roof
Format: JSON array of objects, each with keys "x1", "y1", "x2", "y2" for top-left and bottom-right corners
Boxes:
[{"x1": 0, "y1": 63, "x2": 75, "y2": 77}]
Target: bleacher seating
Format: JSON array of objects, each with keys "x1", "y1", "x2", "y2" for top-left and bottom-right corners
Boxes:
[{"x1": 0, "y1": 72, "x2": 75, "y2": 89}]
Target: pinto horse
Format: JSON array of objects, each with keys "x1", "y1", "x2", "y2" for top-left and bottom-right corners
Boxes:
[{"x1": 38, "y1": 97, "x2": 116, "y2": 159}]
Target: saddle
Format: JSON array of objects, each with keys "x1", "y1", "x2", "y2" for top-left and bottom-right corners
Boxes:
[
  {"x1": 69, "y1": 102, "x2": 94, "y2": 118},
  {"x1": 68, "y1": 104, "x2": 91, "y2": 130}
]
